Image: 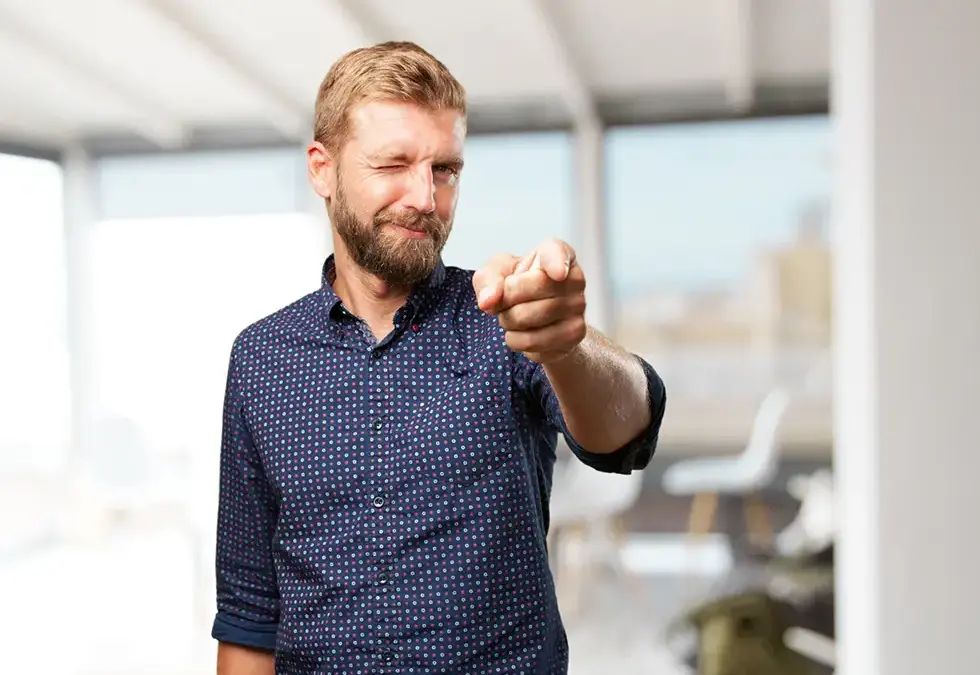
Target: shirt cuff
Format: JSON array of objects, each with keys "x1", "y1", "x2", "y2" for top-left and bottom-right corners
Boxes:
[
  {"x1": 212, "y1": 611, "x2": 278, "y2": 652},
  {"x1": 560, "y1": 355, "x2": 666, "y2": 474}
]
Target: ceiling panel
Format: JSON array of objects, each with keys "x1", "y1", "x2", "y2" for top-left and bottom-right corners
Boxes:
[
  {"x1": 753, "y1": 0, "x2": 830, "y2": 80},
  {"x1": 0, "y1": 0, "x2": 830, "y2": 151},
  {"x1": 155, "y1": 0, "x2": 368, "y2": 107},
  {"x1": 0, "y1": 0, "x2": 282, "y2": 124},
  {"x1": 553, "y1": 0, "x2": 732, "y2": 93},
  {"x1": 0, "y1": 23, "x2": 152, "y2": 138},
  {"x1": 360, "y1": 0, "x2": 567, "y2": 101}
]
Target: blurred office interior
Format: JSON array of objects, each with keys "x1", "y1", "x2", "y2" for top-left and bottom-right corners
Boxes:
[{"x1": 0, "y1": 1, "x2": 977, "y2": 673}]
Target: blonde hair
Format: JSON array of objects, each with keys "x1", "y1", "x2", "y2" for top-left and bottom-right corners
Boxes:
[{"x1": 313, "y1": 41, "x2": 467, "y2": 152}]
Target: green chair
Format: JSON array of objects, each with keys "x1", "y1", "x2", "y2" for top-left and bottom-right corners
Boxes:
[{"x1": 669, "y1": 592, "x2": 828, "y2": 675}]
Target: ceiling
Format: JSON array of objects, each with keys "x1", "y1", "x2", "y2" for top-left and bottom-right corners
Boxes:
[{"x1": 0, "y1": 0, "x2": 829, "y2": 156}]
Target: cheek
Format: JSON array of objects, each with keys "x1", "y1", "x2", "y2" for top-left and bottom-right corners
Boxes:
[
  {"x1": 359, "y1": 179, "x2": 404, "y2": 218},
  {"x1": 436, "y1": 189, "x2": 459, "y2": 221},
  {"x1": 339, "y1": 186, "x2": 385, "y2": 224}
]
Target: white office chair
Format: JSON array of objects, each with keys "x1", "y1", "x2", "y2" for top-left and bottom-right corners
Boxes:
[
  {"x1": 776, "y1": 468, "x2": 836, "y2": 558},
  {"x1": 662, "y1": 387, "x2": 793, "y2": 551},
  {"x1": 548, "y1": 443, "x2": 645, "y2": 617}
]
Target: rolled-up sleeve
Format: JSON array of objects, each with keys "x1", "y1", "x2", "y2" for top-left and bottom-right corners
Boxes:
[
  {"x1": 515, "y1": 352, "x2": 666, "y2": 474},
  {"x1": 211, "y1": 344, "x2": 280, "y2": 652}
]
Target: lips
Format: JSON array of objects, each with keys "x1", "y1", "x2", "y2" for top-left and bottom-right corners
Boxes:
[
  {"x1": 375, "y1": 211, "x2": 445, "y2": 242},
  {"x1": 392, "y1": 224, "x2": 430, "y2": 239},
  {"x1": 387, "y1": 218, "x2": 433, "y2": 235}
]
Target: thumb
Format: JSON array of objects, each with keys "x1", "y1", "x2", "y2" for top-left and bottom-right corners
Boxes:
[
  {"x1": 474, "y1": 253, "x2": 518, "y2": 314},
  {"x1": 477, "y1": 277, "x2": 505, "y2": 313}
]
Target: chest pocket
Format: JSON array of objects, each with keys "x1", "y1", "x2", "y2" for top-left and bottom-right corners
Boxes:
[{"x1": 403, "y1": 362, "x2": 515, "y2": 489}]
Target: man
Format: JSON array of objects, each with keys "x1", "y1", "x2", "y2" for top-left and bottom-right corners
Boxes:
[{"x1": 213, "y1": 41, "x2": 666, "y2": 675}]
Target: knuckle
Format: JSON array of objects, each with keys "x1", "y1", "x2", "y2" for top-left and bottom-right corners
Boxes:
[
  {"x1": 501, "y1": 306, "x2": 527, "y2": 330},
  {"x1": 504, "y1": 330, "x2": 527, "y2": 352},
  {"x1": 567, "y1": 316, "x2": 588, "y2": 342},
  {"x1": 494, "y1": 252, "x2": 518, "y2": 268}
]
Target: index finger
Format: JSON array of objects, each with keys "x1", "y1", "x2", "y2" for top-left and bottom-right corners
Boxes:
[{"x1": 517, "y1": 239, "x2": 576, "y2": 281}]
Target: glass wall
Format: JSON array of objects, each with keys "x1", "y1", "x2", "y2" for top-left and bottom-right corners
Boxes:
[
  {"x1": 84, "y1": 131, "x2": 574, "y2": 480},
  {"x1": 0, "y1": 133, "x2": 575, "y2": 674},
  {"x1": 606, "y1": 115, "x2": 833, "y2": 450},
  {"x1": 444, "y1": 131, "x2": 574, "y2": 268},
  {"x1": 0, "y1": 120, "x2": 833, "y2": 673},
  {"x1": 86, "y1": 212, "x2": 326, "y2": 464}
]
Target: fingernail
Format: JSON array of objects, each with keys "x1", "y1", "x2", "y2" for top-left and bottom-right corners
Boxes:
[{"x1": 478, "y1": 285, "x2": 495, "y2": 305}]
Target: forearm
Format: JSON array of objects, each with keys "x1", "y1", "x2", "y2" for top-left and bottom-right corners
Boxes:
[
  {"x1": 543, "y1": 327, "x2": 651, "y2": 453},
  {"x1": 217, "y1": 643, "x2": 275, "y2": 675}
]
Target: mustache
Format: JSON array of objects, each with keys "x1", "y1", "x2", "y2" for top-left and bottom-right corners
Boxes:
[{"x1": 374, "y1": 209, "x2": 445, "y2": 234}]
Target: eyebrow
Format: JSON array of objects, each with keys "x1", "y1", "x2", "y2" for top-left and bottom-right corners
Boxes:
[
  {"x1": 369, "y1": 151, "x2": 412, "y2": 164},
  {"x1": 369, "y1": 151, "x2": 464, "y2": 169}
]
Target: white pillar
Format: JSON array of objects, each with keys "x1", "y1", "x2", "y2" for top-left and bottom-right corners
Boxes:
[
  {"x1": 61, "y1": 145, "x2": 99, "y2": 459},
  {"x1": 573, "y1": 120, "x2": 613, "y2": 333},
  {"x1": 832, "y1": 2, "x2": 980, "y2": 674}
]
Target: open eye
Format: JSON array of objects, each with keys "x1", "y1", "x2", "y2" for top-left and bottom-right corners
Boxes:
[{"x1": 433, "y1": 165, "x2": 460, "y2": 186}]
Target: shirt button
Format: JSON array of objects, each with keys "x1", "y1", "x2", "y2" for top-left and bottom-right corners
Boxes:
[
  {"x1": 372, "y1": 494, "x2": 386, "y2": 509},
  {"x1": 378, "y1": 571, "x2": 389, "y2": 585},
  {"x1": 380, "y1": 648, "x2": 393, "y2": 662},
  {"x1": 371, "y1": 349, "x2": 383, "y2": 359},
  {"x1": 373, "y1": 417, "x2": 385, "y2": 431}
]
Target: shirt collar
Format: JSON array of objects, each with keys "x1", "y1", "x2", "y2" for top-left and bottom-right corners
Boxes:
[{"x1": 319, "y1": 254, "x2": 447, "y2": 321}]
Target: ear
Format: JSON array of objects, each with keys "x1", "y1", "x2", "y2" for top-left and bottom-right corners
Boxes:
[{"x1": 307, "y1": 141, "x2": 337, "y2": 201}]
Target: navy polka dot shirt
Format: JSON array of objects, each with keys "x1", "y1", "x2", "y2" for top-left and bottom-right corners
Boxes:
[{"x1": 211, "y1": 256, "x2": 665, "y2": 674}]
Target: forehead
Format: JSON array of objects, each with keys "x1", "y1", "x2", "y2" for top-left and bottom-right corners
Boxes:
[{"x1": 346, "y1": 100, "x2": 466, "y2": 159}]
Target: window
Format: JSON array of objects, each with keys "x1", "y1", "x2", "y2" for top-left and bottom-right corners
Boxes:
[
  {"x1": 443, "y1": 132, "x2": 573, "y2": 269},
  {"x1": 87, "y1": 213, "x2": 326, "y2": 456},
  {"x1": 604, "y1": 116, "x2": 832, "y2": 444}
]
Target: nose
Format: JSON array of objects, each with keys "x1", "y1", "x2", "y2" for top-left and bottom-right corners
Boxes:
[{"x1": 403, "y1": 164, "x2": 436, "y2": 213}]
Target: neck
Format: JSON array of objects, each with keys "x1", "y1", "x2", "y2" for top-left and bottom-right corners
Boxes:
[{"x1": 330, "y1": 237, "x2": 412, "y2": 338}]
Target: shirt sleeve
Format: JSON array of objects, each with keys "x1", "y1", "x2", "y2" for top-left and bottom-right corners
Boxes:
[
  {"x1": 513, "y1": 351, "x2": 666, "y2": 474},
  {"x1": 211, "y1": 344, "x2": 281, "y2": 652}
]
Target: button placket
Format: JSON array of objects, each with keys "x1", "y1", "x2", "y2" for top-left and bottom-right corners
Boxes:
[{"x1": 368, "y1": 341, "x2": 397, "y2": 663}]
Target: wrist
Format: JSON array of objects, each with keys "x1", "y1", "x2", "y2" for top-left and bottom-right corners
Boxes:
[{"x1": 541, "y1": 329, "x2": 590, "y2": 373}]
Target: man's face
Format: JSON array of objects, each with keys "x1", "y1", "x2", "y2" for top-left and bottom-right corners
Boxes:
[{"x1": 311, "y1": 100, "x2": 466, "y2": 289}]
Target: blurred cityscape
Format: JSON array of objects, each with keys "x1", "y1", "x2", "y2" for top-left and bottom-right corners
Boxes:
[{"x1": 619, "y1": 200, "x2": 833, "y2": 452}]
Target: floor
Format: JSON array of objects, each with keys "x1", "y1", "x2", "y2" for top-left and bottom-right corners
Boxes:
[
  {"x1": 564, "y1": 573, "x2": 708, "y2": 675},
  {"x1": 0, "y1": 455, "x2": 832, "y2": 674},
  {"x1": 0, "y1": 525, "x2": 737, "y2": 675},
  {"x1": 562, "y1": 536, "x2": 737, "y2": 675}
]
